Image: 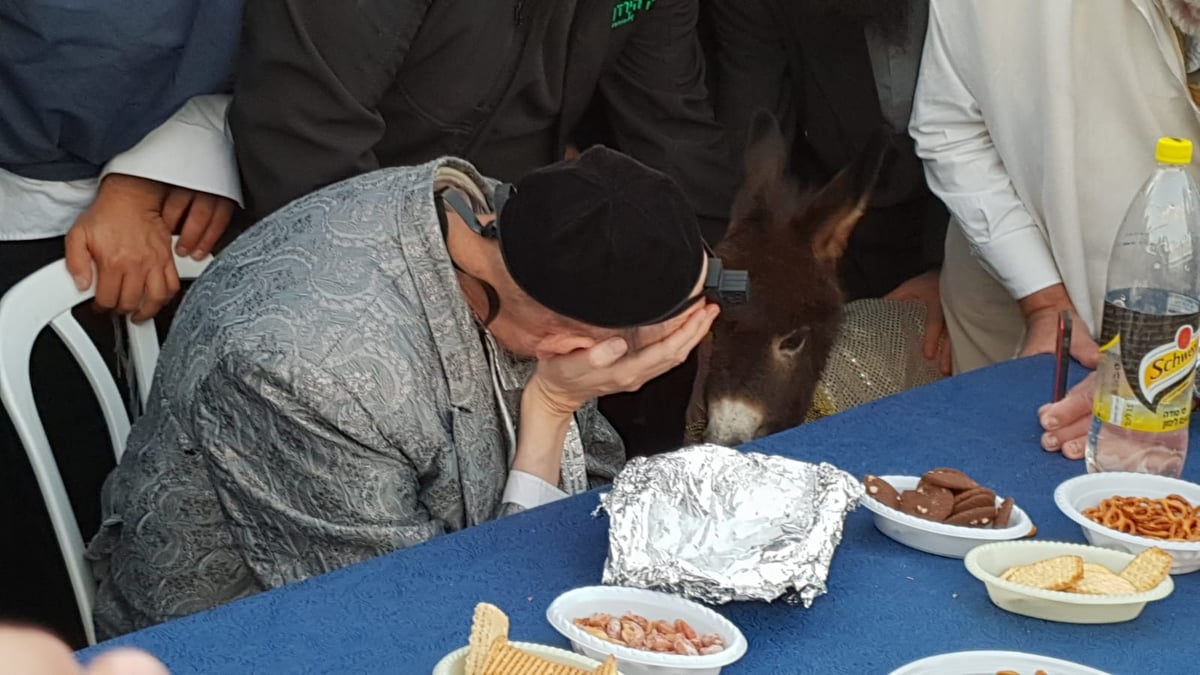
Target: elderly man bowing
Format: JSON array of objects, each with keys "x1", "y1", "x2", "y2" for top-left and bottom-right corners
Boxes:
[{"x1": 86, "y1": 148, "x2": 736, "y2": 638}]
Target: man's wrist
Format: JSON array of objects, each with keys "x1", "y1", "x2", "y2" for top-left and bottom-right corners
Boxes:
[
  {"x1": 1018, "y1": 284, "x2": 1073, "y2": 319},
  {"x1": 522, "y1": 375, "x2": 580, "y2": 421}
]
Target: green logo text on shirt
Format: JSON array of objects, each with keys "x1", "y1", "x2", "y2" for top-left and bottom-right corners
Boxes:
[{"x1": 612, "y1": 0, "x2": 656, "y2": 28}]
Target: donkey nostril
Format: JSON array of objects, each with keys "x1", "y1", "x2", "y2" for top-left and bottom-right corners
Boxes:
[{"x1": 704, "y1": 398, "x2": 765, "y2": 447}]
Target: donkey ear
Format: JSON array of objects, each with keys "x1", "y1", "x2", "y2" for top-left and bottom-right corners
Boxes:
[
  {"x1": 806, "y1": 127, "x2": 895, "y2": 261},
  {"x1": 743, "y1": 110, "x2": 789, "y2": 183},
  {"x1": 729, "y1": 110, "x2": 790, "y2": 233},
  {"x1": 732, "y1": 111, "x2": 788, "y2": 203}
]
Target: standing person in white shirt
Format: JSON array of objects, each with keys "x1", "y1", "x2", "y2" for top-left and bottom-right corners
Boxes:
[
  {"x1": 910, "y1": 0, "x2": 1200, "y2": 459},
  {"x1": 0, "y1": 1, "x2": 243, "y2": 645}
]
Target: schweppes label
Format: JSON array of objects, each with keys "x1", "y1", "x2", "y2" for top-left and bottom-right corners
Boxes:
[
  {"x1": 1098, "y1": 299, "x2": 1200, "y2": 412},
  {"x1": 1137, "y1": 325, "x2": 1199, "y2": 407}
]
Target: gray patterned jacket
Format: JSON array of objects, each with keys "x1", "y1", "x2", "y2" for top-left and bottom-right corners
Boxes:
[{"x1": 87, "y1": 158, "x2": 626, "y2": 638}]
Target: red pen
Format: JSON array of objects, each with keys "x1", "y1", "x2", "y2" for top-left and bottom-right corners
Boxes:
[{"x1": 1052, "y1": 310, "x2": 1072, "y2": 402}]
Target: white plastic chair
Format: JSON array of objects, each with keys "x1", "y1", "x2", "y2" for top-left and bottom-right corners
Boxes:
[{"x1": 0, "y1": 237, "x2": 211, "y2": 645}]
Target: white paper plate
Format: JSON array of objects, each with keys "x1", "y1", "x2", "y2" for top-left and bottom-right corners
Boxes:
[
  {"x1": 432, "y1": 641, "x2": 613, "y2": 675},
  {"x1": 1054, "y1": 472, "x2": 1200, "y2": 574},
  {"x1": 546, "y1": 586, "x2": 747, "y2": 675},
  {"x1": 860, "y1": 475, "x2": 1035, "y2": 558},
  {"x1": 963, "y1": 540, "x2": 1174, "y2": 624},
  {"x1": 889, "y1": 650, "x2": 1109, "y2": 675}
]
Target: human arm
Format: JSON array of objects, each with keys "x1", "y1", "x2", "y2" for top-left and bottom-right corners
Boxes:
[
  {"x1": 513, "y1": 303, "x2": 719, "y2": 495},
  {"x1": 0, "y1": 625, "x2": 166, "y2": 675},
  {"x1": 597, "y1": 0, "x2": 737, "y2": 242},
  {"x1": 884, "y1": 269, "x2": 953, "y2": 375},
  {"x1": 65, "y1": 96, "x2": 243, "y2": 320},
  {"x1": 197, "y1": 356, "x2": 445, "y2": 588},
  {"x1": 1037, "y1": 371, "x2": 1096, "y2": 460},
  {"x1": 229, "y1": 0, "x2": 433, "y2": 220},
  {"x1": 102, "y1": 95, "x2": 243, "y2": 259},
  {"x1": 908, "y1": 1, "x2": 1095, "y2": 365}
]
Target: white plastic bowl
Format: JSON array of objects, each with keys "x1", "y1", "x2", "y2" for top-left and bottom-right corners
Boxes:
[
  {"x1": 1054, "y1": 472, "x2": 1200, "y2": 574},
  {"x1": 546, "y1": 586, "x2": 747, "y2": 675},
  {"x1": 433, "y1": 641, "x2": 615, "y2": 674},
  {"x1": 859, "y1": 475, "x2": 1035, "y2": 558},
  {"x1": 888, "y1": 650, "x2": 1109, "y2": 675},
  {"x1": 964, "y1": 540, "x2": 1174, "y2": 624}
]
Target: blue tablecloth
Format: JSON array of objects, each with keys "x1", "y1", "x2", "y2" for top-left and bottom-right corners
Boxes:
[{"x1": 80, "y1": 356, "x2": 1199, "y2": 673}]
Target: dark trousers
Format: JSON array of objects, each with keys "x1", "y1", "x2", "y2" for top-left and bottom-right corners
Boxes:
[{"x1": 0, "y1": 237, "x2": 122, "y2": 648}]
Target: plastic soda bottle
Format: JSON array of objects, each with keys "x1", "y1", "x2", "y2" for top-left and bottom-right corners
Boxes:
[{"x1": 1087, "y1": 137, "x2": 1200, "y2": 478}]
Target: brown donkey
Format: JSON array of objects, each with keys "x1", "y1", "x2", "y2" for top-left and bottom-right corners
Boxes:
[{"x1": 687, "y1": 111, "x2": 895, "y2": 445}]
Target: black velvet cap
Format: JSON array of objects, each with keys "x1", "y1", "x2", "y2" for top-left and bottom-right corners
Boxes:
[{"x1": 498, "y1": 146, "x2": 706, "y2": 329}]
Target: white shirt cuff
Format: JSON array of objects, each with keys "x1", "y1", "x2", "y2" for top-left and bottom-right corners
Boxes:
[
  {"x1": 502, "y1": 470, "x2": 568, "y2": 511},
  {"x1": 971, "y1": 226, "x2": 1063, "y2": 300},
  {"x1": 100, "y1": 94, "x2": 243, "y2": 206}
]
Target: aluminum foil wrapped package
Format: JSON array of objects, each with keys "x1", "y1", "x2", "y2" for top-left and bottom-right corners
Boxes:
[{"x1": 599, "y1": 444, "x2": 863, "y2": 607}]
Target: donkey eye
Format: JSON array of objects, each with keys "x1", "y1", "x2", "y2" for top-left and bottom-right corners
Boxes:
[{"x1": 776, "y1": 329, "x2": 808, "y2": 356}]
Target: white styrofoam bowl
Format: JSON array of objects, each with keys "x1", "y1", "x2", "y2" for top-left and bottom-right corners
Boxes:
[
  {"x1": 859, "y1": 475, "x2": 1035, "y2": 558},
  {"x1": 432, "y1": 641, "x2": 616, "y2": 674},
  {"x1": 888, "y1": 650, "x2": 1109, "y2": 675},
  {"x1": 1054, "y1": 472, "x2": 1200, "y2": 574},
  {"x1": 963, "y1": 540, "x2": 1174, "y2": 624},
  {"x1": 546, "y1": 586, "x2": 747, "y2": 675}
]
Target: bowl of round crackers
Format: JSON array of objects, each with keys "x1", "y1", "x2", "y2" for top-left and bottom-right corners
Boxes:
[
  {"x1": 1054, "y1": 472, "x2": 1200, "y2": 574},
  {"x1": 859, "y1": 469, "x2": 1035, "y2": 558},
  {"x1": 964, "y1": 540, "x2": 1174, "y2": 624}
]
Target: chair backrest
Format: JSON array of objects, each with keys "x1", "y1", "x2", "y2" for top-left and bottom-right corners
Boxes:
[{"x1": 0, "y1": 239, "x2": 211, "y2": 645}]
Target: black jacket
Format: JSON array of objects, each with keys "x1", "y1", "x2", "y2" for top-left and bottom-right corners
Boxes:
[
  {"x1": 230, "y1": 0, "x2": 735, "y2": 243},
  {"x1": 706, "y1": 0, "x2": 948, "y2": 299}
]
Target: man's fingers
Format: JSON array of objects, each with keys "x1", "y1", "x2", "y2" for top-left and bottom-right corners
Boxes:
[
  {"x1": 64, "y1": 227, "x2": 93, "y2": 291},
  {"x1": 655, "y1": 304, "x2": 718, "y2": 364},
  {"x1": 0, "y1": 625, "x2": 83, "y2": 675},
  {"x1": 193, "y1": 197, "x2": 236, "y2": 258},
  {"x1": 115, "y1": 267, "x2": 149, "y2": 315},
  {"x1": 1040, "y1": 374, "x2": 1096, "y2": 432},
  {"x1": 175, "y1": 193, "x2": 214, "y2": 256},
  {"x1": 628, "y1": 304, "x2": 718, "y2": 379},
  {"x1": 132, "y1": 269, "x2": 169, "y2": 323},
  {"x1": 161, "y1": 188, "x2": 194, "y2": 233},
  {"x1": 922, "y1": 317, "x2": 943, "y2": 360},
  {"x1": 585, "y1": 337, "x2": 629, "y2": 369},
  {"x1": 1041, "y1": 413, "x2": 1090, "y2": 451},
  {"x1": 86, "y1": 648, "x2": 169, "y2": 675},
  {"x1": 92, "y1": 262, "x2": 123, "y2": 311},
  {"x1": 1072, "y1": 332, "x2": 1101, "y2": 369},
  {"x1": 164, "y1": 257, "x2": 181, "y2": 298},
  {"x1": 938, "y1": 339, "x2": 953, "y2": 376}
]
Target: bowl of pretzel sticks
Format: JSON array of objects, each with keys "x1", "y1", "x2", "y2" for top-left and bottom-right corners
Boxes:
[{"x1": 1054, "y1": 472, "x2": 1200, "y2": 574}]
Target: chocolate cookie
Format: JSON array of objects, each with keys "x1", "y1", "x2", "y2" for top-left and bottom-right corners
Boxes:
[
  {"x1": 994, "y1": 497, "x2": 1015, "y2": 528},
  {"x1": 945, "y1": 505, "x2": 996, "y2": 527},
  {"x1": 952, "y1": 490, "x2": 997, "y2": 514},
  {"x1": 900, "y1": 488, "x2": 954, "y2": 522},
  {"x1": 864, "y1": 475, "x2": 901, "y2": 507},
  {"x1": 922, "y1": 468, "x2": 979, "y2": 492},
  {"x1": 953, "y1": 486, "x2": 995, "y2": 505}
]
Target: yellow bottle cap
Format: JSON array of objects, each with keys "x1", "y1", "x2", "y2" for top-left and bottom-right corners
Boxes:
[{"x1": 1156, "y1": 136, "x2": 1193, "y2": 164}]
